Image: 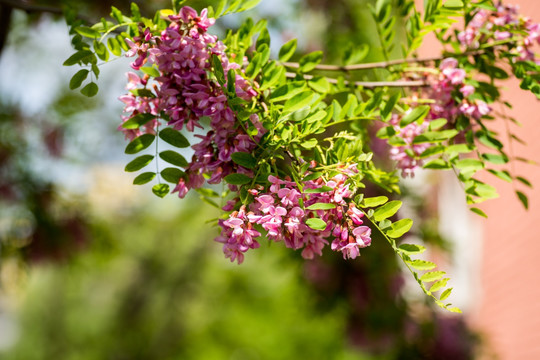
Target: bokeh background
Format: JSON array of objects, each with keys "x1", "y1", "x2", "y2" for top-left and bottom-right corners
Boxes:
[{"x1": 0, "y1": 0, "x2": 538, "y2": 359}]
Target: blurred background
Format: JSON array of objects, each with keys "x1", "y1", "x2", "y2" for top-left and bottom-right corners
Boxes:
[{"x1": 0, "y1": 0, "x2": 538, "y2": 359}]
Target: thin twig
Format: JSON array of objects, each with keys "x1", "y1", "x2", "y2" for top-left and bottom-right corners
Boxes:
[
  {"x1": 285, "y1": 72, "x2": 429, "y2": 88},
  {"x1": 281, "y1": 51, "x2": 485, "y2": 72}
]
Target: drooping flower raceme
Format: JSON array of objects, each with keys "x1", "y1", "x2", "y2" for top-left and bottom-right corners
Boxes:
[
  {"x1": 458, "y1": 3, "x2": 540, "y2": 64},
  {"x1": 216, "y1": 169, "x2": 372, "y2": 264},
  {"x1": 386, "y1": 58, "x2": 492, "y2": 177},
  {"x1": 119, "y1": 6, "x2": 264, "y2": 197}
]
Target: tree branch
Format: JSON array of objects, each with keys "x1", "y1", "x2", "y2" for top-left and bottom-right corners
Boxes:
[
  {"x1": 281, "y1": 51, "x2": 485, "y2": 72},
  {"x1": 0, "y1": 0, "x2": 63, "y2": 15},
  {"x1": 285, "y1": 72, "x2": 429, "y2": 88}
]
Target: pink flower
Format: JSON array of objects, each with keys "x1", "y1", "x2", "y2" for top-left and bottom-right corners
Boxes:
[{"x1": 352, "y1": 226, "x2": 372, "y2": 247}]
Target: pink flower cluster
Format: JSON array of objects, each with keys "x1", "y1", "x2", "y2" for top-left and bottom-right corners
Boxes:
[
  {"x1": 216, "y1": 172, "x2": 372, "y2": 264},
  {"x1": 388, "y1": 114, "x2": 430, "y2": 178},
  {"x1": 458, "y1": 3, "x2": 540, "y2": 63},
  {"x1": 388, "y1": 58, "x2": 491, "y2": 177},
  {"x1": 119, "y1": 6, "x2": 264, "y2": 197}
]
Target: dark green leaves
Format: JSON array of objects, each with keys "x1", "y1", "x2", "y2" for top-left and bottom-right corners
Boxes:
[
  {"x1": 516, "y1": 191, "x2": 529, "y2": 209},
  {"x1": 152, "y1": 183, "x2": 170, "y2": 198},
  {"x1": 161, "y1": 167, "x2": 184, "y2": 183},
  {"x1": 211, "y1": 54, "x2": 226, "y2": 85},
  {"x1": 69, "y1": 70, "x2": 89, "y2": 90},
  {"x1": 80, "y1": 82, "x2": 99, "y2": 97},
  {"x1": 231, "y1": 152, "x2": 257, "y2": 169},
  {"x1": 159, "y1": 128, "x2": 189, "y2": 148},
  {"x1": 125, "y1": 155, "x2": 154, "y2": 172},
  {"x1": 133, "y1": 172, "x2": 156, "y2": 185},
  {"x1": 224, "y1": 173, "x2": 252, "y2": 185},
  {"x1": 121, "y1": 114, "x2": 156, "y2": 130},
  {"x1": 159, "y1": 151, "x2": 188, "y2": 168},
  {"x1": 125, "y1": 134, "x2": 155, "y2": 154},
  {"x1": 63, "y1": 50, "x2": 94, "y2": 66}
]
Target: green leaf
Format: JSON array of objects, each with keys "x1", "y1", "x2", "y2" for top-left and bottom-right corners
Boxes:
[
  {"x1": 398, "y1": 244, "x2": 426, "y2": 255},
  {"x1": 428, "y1": 118, "x2": 447, "y2": 130},
  {"x1": 231, "y1": 152, "x2": 257, "y2": 169},
  {"x1": 80, "y1": 82, "x2": 99, "y2": 97},
  {"x1": 161, "y1": 167, "x2": 184, "y2": 183},
  {"x1": 236, "y1": 0, "x2": 262, "y2": 13},
  {"x1": 140, "y1": 66, "x2": 160, "y2": 77},
  {"x1": 69, "y1": 69, "x2": 89, "y2": 90},
  {"x1": 122, "y1": 113, "x2": 156, "y2": 129},
  {"x1": 429, "y1": 278, "x2": 449, "y2": 293},
  {"x1": 125, "y1": 134, "x2": 155, "y2": 154},
  {"x1": 487, "y1": 169, "x2": 512, "y2": 183},
  {"x1": 107, "y1": 37, "x2": 122, "y2": 56},
  {"x1": 303, "y1": 172, "x2": 323, "y2": 181},
  {"x1": 283, "y1": 91, "x2": 316, "y2": 113},
  {"x1": 307, "y1": 203, "x2": 337, "y2": 210},
  {"x1": 306, "y1": 218, "x2": 327, "y2": 231},
  {"x1": 159, "y1": 128, "x2": 189, "y2": 148},
  {"x1": 516, "y1": 176, "x2": 533, "y2": 188},
  {"x1": 63, "y1": 50, "x2": 94, "y2": 66},
  {"x1": 159, "y1": 150, "x2": 188, "y2": 168},
  {"x1": 298, "y1": 51, "x2": 323, "y2": 73},
  {"x1": 470, "y1": 207, "x2": 488, "y2": 218},
  {"x1": 381, "y1": 93, "x2": 400, "y2": 121},
  {"x1": 386, "y1": 218, "x2": 413, "y2": 238},
  {"x1": 423, "y1": 158, "x2": 451, "y2": 169},
  {"x1": 308, "y1": 76, "x2": 330, "y2": 93},
  {"x1": 133, "y1": 172, "x2": 155, "y2": 185},
  {"x1": 300, "y1": 138, "x2": 318, "y2": 149},
  {"x1": 93, "y1": 40, "x2": 109, "y2": 61},
  {"x1": 125, "y1": 155, "x2": 154, "y2": 172},
  {"x1": 455, "y1": 159, "x2": 484, "y2": 172},
  {"x1": 444, "y1": 0, "x2": 463, "y2": 8},
  {"x1": 420, "y1": 271, "x2": 446, "y2": 282},
  {"x1": 75, "y1": 26, "x2": 100, "y2": 38},
  {"x1": 130, "y1": 89, "x2": 155, "y2": 98},
  {"x1": 482, "y1": 153, "x2": 509, "y2": 164},
  {"x1": 362, "y1": 196, "x2": 388, "y2": 207},
  {"x1": 269, "y1": 82, "x2": 306, "y2": 102},
  {"x1": 409, "y1": 260, "x2": 436, "y2": 270},
  {"x1": 224, "y1": 173, "x2": 252, "y2": 185},
  {"x1": 212, "y1": 54, "x2": 226, "y2": 85},
  {"x1": 152, "y1": 183, "x2": 170, "y2": 198},
  {"x1": 413, "y1": 130, "x2": 459, "y2": 144},
  {"x1": 516, "y1": 191, "x2": 529, "y2": 209},
  {"x1": 400, "y1": 106, "x2": 430, "y2": 127},
  {"x1": 373, "y1": 200, "x2": 402, "y2": 221},
  {"x1": 439, "y1": 288, "x2": 453, "y2": 301},
  {"x1": 278, "y1": 39, "x2": 297, "y2": 62}
]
